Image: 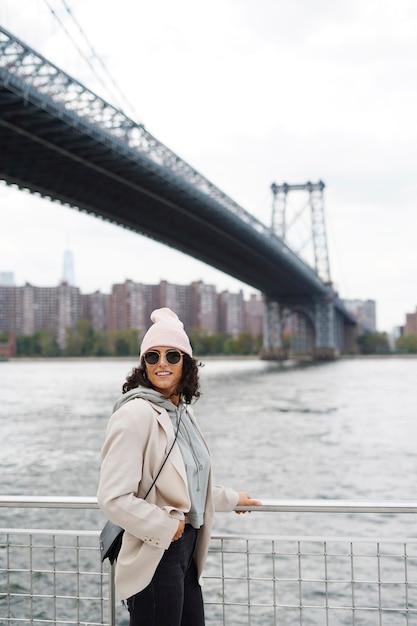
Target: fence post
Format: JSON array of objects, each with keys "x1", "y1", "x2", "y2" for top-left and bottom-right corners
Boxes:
[{"x1": 109, "y1": 562, "x2": 117, "y2": 626}]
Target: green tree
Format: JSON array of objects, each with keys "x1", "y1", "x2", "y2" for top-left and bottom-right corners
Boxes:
[
  {"x1": 91, "y1": 331, "x2": 112, "y2": 356},
  {"x1": 223, "y1": 336, "x2": 237, "y2": 355},
  {"x1": 65, "y1": 320, "x2": 94, "y2": 356},
  {"x1": 37, "y1": 328, "x2": 60, "y2": 357},
  {"x1": 234, "y1": 332, "x2": 253, "y2": 355},
  {"x1": 357, "y1": 332, "x2": 390, "y2": 355},
  {"x1": 189, "y1": 328, "x2": 261, "y2": 356},
  {"x1": 16, "y1": 329, "x2": 61, "y2": 356},
  {"x1": 396, "y1": 334, "x2": 417, "y2": 354},
  {"x1": 17, "y1": 334, "x2": 35, "y2": 356},
  {"x1": 254, "y1": 333, "x2": 263, "y2": 353},
  {"x1": 208, "y1": 332, "x2": 231, "y2": 355},
  {"x1": 189, "y1": 328, "x2": 213, "y2": 356},
  {"x1": 113, "y1": 329, "x2": 139, "y2": 356}
]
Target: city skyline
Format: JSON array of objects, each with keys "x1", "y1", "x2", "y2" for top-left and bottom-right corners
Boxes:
[
  {"x1": 0, "y1": 254, "x2": 259, "y2": 298},
  {"x1": 1, "y1": 255, "x2": 378, "y2": 337},
  {"x1": 0, "y1": 241, "x2": 410, "y2": 334},
  {"x1": 0, "y1": 272, "x2": 265, "y2": 358},
  {"x1": 0, "y1": 249, "x2": 388, "y2": 335}
]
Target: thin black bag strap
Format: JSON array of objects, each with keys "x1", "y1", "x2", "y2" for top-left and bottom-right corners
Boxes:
[{"x1": 143, "y1": 413, "x2": 182, "y2": 500}]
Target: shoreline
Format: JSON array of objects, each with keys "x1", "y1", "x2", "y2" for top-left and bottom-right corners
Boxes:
[{"x1": 2, "y1": 353, "x2": 417, "y2": 363}]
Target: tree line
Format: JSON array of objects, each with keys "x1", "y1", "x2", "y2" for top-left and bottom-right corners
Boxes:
[
  {"x1": 1, "y1": 321, "x2": 263, "y2": 358},
  {"x1": 2, "y1": 326, "x2": 417, "y2": 357},
  {"x1": 356, "y1": 331, "x2": 417, "y2": 355}
]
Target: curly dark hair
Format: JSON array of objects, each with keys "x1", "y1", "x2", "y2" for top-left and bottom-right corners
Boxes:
[{"x1": 122, "y1": 354, "x2": 203, "y2": 404}]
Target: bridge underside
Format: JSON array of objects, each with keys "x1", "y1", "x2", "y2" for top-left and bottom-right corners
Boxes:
[{"x1": 262, "y1": 297, "x2": 357, "y2": 359}]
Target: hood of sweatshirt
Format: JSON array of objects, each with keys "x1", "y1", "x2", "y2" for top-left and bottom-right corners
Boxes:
[{"x1": 112, "y1": 386, "x2": 180, "y2": 415}]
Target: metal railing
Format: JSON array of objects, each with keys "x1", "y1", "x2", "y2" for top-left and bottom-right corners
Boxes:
[{"x1": 2, "y1": 496, "x2": 417, "y2": 625}]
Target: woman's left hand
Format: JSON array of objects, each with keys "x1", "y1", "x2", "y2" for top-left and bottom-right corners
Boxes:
[{"x1": 235, "y1": 491, "x2": 262, "y2": 514}]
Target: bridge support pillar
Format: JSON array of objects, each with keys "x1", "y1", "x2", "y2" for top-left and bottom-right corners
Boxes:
[
  {"x1": 313, "y1": 295, "x2": 339, "y2": 360},
  {"x1": 260, "y1": 295, "x2": 343, "y2": 361},
  {"x1": 260, "y1": 300, "x2": 287, "y2": 360}
]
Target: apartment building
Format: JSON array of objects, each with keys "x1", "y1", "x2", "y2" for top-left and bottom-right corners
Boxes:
[
  {"x1": 244, "y1": 293, "x2": 264, "y2": 337},
  {"x1": 157, "y1": 281, "x2": 194, "y2": 333},
  {"x1": 191, "y1": 281, "x2": 219, "y2": 332},
  {"x1": 343, "y1": 299, "x2": 377, "y2": 333},
  {"x1": 404, "y1": 308, "x2": 417, "y2": 335},
  {"x1": 82, "y1": 291, "x2": 109, "y2": 333},
  {"x1": 0, "y1": 282, "x2": 83, "y2": 349},
  {"x1": 0, "y1": 277, "x2": 263, "y2": 349},
  {"x1": 108, "y1": 280, "x2": 152, "y2": 334},
  {"x1": 218, "y1": 290, "x2": 245, "y2": 338}
]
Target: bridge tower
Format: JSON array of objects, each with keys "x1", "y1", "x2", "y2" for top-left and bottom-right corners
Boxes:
[
  {"x1": 263, "y1": 181, "x2": 339, "y2": 360},
  {"x1": 271, "y1": 180, "x2": 331, "y2": 284}
]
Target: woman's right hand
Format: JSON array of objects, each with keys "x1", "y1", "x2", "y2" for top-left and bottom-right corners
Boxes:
[{"x1": 172, "y1": 518, "x2": 186, "y2": 541}]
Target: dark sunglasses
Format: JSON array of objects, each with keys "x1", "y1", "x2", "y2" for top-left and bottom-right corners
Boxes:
[{"x1": 144, "y1": 350, "x2": 184, "y2": 365}]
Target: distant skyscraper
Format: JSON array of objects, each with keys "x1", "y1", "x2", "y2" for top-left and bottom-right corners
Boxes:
[
  {"x1": 0, "y1": 272, "x2": 15, "y2": 286},
  {"x1": 343, "y1": 298, "x2": 376, "y2": 333},
  {"x1": 62, "y1": 250, "x2": 75, "y2": 286}
]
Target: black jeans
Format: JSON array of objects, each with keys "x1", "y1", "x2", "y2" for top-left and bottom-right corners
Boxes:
[{"x1": 126, "y1": 525, "x2": 205, "y2": 626}]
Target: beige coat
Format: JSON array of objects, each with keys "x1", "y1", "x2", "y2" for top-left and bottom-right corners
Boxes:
[{"x1": 97, "y1": 397, "x2": 239, "y2": 601}]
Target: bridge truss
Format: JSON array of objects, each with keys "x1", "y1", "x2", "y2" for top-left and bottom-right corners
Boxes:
[{"x1": 0, "y1": 26, "x2": 266, "y2": 235}]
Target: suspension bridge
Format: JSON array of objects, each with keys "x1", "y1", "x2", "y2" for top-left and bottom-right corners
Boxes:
[{"x1": 0, "y1": 25, "x2": 356, "y2": 358}]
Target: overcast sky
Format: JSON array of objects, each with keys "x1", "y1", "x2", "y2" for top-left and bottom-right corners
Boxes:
[{"x1": 1, "y1": 0, "x2": 416, "y2": 332}]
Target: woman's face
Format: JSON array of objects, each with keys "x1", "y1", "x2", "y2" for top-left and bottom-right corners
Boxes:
[{"x1": 144, "y1": 346, "x2": 184, "y2": 403}]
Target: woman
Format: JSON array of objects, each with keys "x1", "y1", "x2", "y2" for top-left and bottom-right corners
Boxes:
[{"x1": 97, "y1": 307, "x2": 260, "y2": 626}]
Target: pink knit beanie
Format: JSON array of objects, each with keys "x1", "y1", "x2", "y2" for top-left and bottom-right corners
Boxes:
[{"x1": 140, "y1": 308, "x2": 193, "y2": 358}]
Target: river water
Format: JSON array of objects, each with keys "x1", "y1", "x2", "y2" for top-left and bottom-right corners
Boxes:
[
  {"x1": 2, "y1": 356, "x2": 417, "y2": 623},
  {"x1": 2, "y1": 356, "x2": 417, "y2": 524}
]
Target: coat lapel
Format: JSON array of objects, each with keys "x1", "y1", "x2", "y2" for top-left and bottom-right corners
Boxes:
[{"x1": 147, "y1": 401, "x2": 188, "y2": 483}]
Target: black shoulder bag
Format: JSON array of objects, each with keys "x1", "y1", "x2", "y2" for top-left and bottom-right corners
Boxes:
[{"x1": 100, "y1": 415, "x2": 181, "y2": 564}]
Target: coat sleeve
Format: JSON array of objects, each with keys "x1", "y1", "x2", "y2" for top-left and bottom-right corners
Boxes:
[
  {"x1": 212, "y1": 484, "x2": 239, "y2": 512},
  {"x1": 97, "y1": 400, "x2": 182, "y2": 550}
]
